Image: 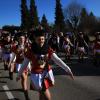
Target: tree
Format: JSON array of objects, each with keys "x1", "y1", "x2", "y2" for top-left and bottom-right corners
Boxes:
[
  {"x1": 64, "y1": 1, "x2": 83, "y2": 54},
  {"x1": 64, "y1": 1, "x2": 82, "y2": 32},
  {"x1": 88, "y1": 12, "x2": 97, "y2": 34},
  {"x1": 41, "y1": 14, "x2": 48, "y2": 27},
  {"x1": 2, "y1": 25, "x2": 20, "y2": 35},
  {"x1": 55, "y1": 0, "x2": 65, "y2": 32},
  {"x1": 79, "y1": 8, "x2": 97, "y2": 34},
  {"x1": 30, "y1": 0, "x2": 39, "y2": 28},
  {"x1": 20, "y1": 0, "x2": 30, "y2": 31},
  {"x1": 41, "y1": 14, "x2": 50, "y2": 32},
  {"x1": 95, "y1": 17, "x2": 100, "y2": 32},
  {"x1": 78, "y1": 8, "x2": 89, "y2": 32}
]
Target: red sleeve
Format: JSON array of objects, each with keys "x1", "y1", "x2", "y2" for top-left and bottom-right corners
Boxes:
[
  {"x1": 24, "y1": 45, "x2": 33, "y2": 60},
  {"x1": 48, "y1": 47, "x2": 54, "y2": 59},
  {"x1": 11, "y1": 44, "x2": 17, "y2": 53}
]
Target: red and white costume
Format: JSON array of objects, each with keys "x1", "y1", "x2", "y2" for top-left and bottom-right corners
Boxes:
[
  {"x1": 93, "y1": 39, "x2": 100, "y2": 55},
  {"x1": 0, "y1": 40, "x2": 3, "y2": 60},
  {"x1": 2, "y1": 40, "x2": 12, "y2": 62},
  {"x1": 18, "y1": 43, "x2": 72, "y2": 91},
  {"x1": 11, "y1": 43, "x2": 30, "y2": 72}
]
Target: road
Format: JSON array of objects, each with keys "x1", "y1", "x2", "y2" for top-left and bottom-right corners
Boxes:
[{"x1": 0, "y1": 54, "x2": 100, "y2": 100}]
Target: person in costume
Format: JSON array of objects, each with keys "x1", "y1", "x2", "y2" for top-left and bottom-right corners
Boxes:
[
  {"x1": 9, "y1": 32, "x2": 30, "y2": 99},
  {"x1": 48, "y1": 32, "x2": 60, "y2": 53},
  {"x1": 93, "y1": 32, "x2": 100, "y2": 67},
  {"x1": 2, "y1": 33, "x2": 12, "y2": 70},
  {"x1": 0, "y1": 35, "x2": 4, "y2": 61},
  {"x1": 76, "y1": 32, "x2": 88, "y2": 62},
  {"x1": 63, "y1": 33, "x2": 73, "y2": 61},
  {"x1": 17, "y1": 28, "x2": 74, "y2": 100}
]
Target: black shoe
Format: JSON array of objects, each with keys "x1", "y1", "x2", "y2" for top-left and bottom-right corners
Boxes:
[
  {"x1": 24, "y1": 90, "x2": 30, "y2": 100},
  {"x1": 9, "y1": 72, "x2": 13, "y2": 80},
  {"x1": 4, "y1": 65, "x2": 8, "y2": 70}
]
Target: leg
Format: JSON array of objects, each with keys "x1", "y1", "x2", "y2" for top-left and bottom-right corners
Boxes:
[
  {"x1": 39, "y1": 89, "x2": 51, "y2": 100},
  {"x1": 9, "y1": 62, "x2": 15, "y2": 80},
  {"x1": 21, "y1": 72, "x2": 30, "y2": 100},
  {"x1": 22, "y1": 72, "x2": 28, "y2": 90}
]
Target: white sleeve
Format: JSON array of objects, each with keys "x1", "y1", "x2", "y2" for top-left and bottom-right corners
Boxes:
[
  {"x1": 51, "y1": 53, "x2": 71, "y2": 72},
  {"x1": 17, "y1": 57, "x2": 30, "y2": 77}
]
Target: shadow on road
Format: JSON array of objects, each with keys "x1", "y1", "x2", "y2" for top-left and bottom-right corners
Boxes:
[
  {"x1": 53, "y1": 59, "x2": 100, "y2": 76},
  {"x1": 95, "y1": 99, "x2": 100, "y2": 100},
  {"x1": 0, "y1": 80, "x2": 7, "y2": 83},
  {"x1": 0, "y1": 76, "x2": 10, "y2": 79},
  {"x1": 0, "y1": 88, "x2": 23, "y2": 93},
  {"x1": 0, "y1": 68, "x2": 4, "y2": 71},
  {"x1": 8, "y1": 98, "x2": 19, "y2": 100}
]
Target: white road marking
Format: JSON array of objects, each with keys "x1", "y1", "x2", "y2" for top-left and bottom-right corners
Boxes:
[{"x1": 3, "y1": 85, "x2": 14, "y2": 99}]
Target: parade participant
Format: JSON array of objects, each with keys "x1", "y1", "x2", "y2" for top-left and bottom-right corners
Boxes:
[
  {"x1": 83, "y1": 32, "x2": 89, "y2": 55},
  {"x1": 93, "y1": 32, "x2": 100, "y2": 67},
  {"x1": 63, "y1": 33, "x2": 73, "y2": 61},
  {"x1": 9, "y1": 32, "x2": 30, "y2": 99},
  {"x1": 2, "y1": 33, "x2": 12, "y2": 70},
  {"x1": 8, "y1": 35, "x2": 18, "y2": 80},
  {"x1": 17, "y1": 28, "x2": 74, "y2": 100},
  {"x1": 48, "y1": 32, "x2": 60, "y2": 53},
  {"x1": 59, "y1": 32, "x2": 65, "y2": 52},
  {"x1": 0, "y1": 43, "x2": 2, "y2": 61},
  {"x1": 76, "y1": 32, "x2": 88, "y2": 62},
  {"x1": 0, "y1": 36, "x2": 3, "y2": 61}
]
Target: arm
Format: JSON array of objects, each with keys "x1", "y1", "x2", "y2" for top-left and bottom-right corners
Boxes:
[
  {"x1": 83, "y1": 39, "x2": 89, "y2": 48},
  {"x1": 68, "y1": 39, "x2": 73, "y2": 47},
  {"x1": 91, "y1": 41, "x2": 95, "y2": 56},
  {"x1": 76, "y1": 42, "x2": 78, "y2": 51},
  {"x1": 51, "y1": 53, "x2": 74, "y2": 80}
]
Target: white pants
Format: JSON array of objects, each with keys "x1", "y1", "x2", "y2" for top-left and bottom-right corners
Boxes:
[
  {"x1": 64, "y1": 44, "x2": 70, "y2": 50},
  {"x1": 16, "y1": 62, "x2": 31, "y2": 73},
  {"x1": 30, "y1": 69, "x2": 54, "y2": 91},
  {"x1": 78, "y1": 47, "x2": 85, "y2": 53},
  {"x1": 16, "y1": 63, "x2": 22, "y2": 72}
]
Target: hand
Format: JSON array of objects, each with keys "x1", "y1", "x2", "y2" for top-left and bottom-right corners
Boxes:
[{"x1": 67, "y1": 71, "x2": 74, "y2": 80}]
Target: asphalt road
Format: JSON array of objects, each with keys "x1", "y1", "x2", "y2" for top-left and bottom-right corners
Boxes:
[{"x1": 0, "y1": 54, "x2": 100, "y2": 100}]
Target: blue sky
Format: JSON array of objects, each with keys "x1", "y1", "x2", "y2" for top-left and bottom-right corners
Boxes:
[{"x1": 0, "y1": 0, "x2": 100, "y2": 28}]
